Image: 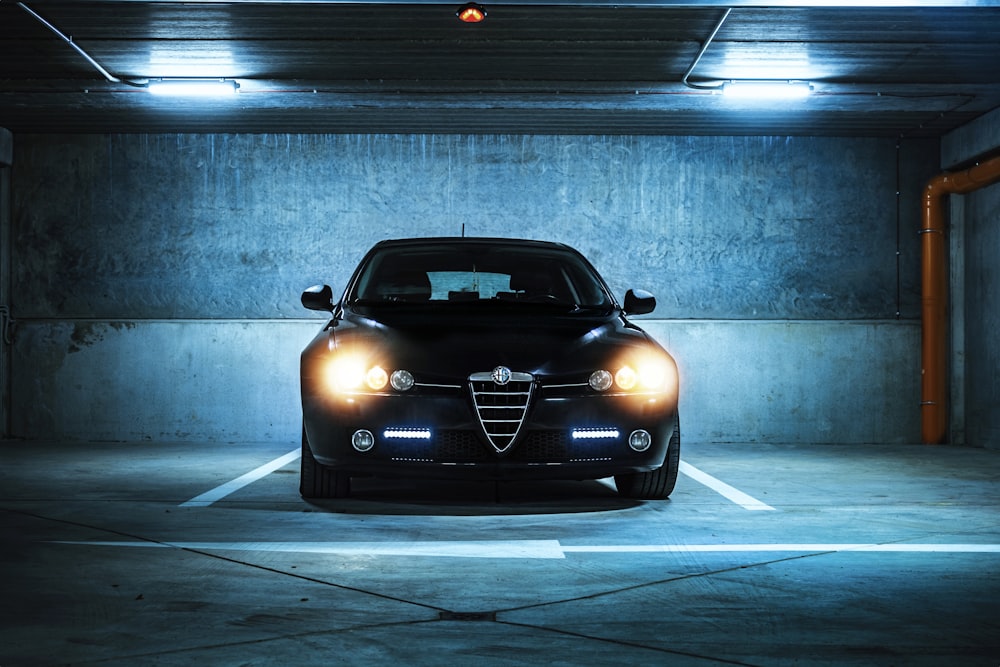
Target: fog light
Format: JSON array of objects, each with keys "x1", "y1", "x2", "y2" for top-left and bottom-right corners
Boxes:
[
  {"x1": 352, "y1": 429, "x2": 375, "y2": 452},
  {"x1": 628, "y1": 429, "x2": 652, "y2": 452}
]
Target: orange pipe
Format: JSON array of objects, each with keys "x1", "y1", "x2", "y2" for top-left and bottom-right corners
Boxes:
[{"x1": 921, "y1": 153, "x2": 1000, "y2": 443}]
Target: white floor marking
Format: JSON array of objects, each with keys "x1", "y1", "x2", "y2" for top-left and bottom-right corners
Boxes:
[
  {"x1": 561, "y1": 544, "x2": 1000, "y2": 554},
  {"x1": 679, "y1": 460, "x2": 776, "y2": 511},
  {"x1": 52, "y1": 540, "x2": 1000, "y2": 558},
  {"x1": 179, "y1": 454, "x2": 771, "y2": 510},
  {"x1": 179, "y1": 448, "x2": 301, "y2": 507},
  {"x1": 54, "y1": 540, "x2": 568, "y2": 559},
  {"x1": 595, "y1": 477, "x2": 618, "y2": 491}
]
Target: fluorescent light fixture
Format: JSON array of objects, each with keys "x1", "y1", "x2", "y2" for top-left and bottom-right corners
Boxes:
[
  {"x1": 721, "y1": 81, "x2": 813, "y2": 99},
  {"x1": 147, "y1": 78, "x2": 239, "y2": 97}
]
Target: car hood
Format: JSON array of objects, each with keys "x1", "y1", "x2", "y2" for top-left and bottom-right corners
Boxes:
[{"x1": 329, "y1": 306, "x2": 661, "y2": 380}]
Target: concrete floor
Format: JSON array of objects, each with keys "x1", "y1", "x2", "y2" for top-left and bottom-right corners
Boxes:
[{"x1": 2, "y1": 440, "x2": 999, "y2": 666}]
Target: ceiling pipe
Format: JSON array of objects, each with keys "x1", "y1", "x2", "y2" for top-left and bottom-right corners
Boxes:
[
  {"x1": 681, "y1": 7, "x2": 731, "y2": 91},
  {"x1": 921, "y1": 152, "x2": 1000, "y2": 444},
  {"x1": 18, "y1": 2, "x2": 121, "y2": 84}
]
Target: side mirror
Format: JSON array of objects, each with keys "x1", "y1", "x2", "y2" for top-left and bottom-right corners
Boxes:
[
  {"x1": 301, "y1": 284, "x2": 335, "y2": 312},
  {"x1": 623, "y1": 288, "x2": 656, "y2": 316}
]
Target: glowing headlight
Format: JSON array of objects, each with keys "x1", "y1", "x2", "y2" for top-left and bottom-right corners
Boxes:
[
  {"x1": 327, "y1": 356, "x2": 367, "y2": 391},
  {"x1": 324, "y1": 353, "x2": 396, "y2": 394},
  {"x1": 366, "y1": 366, "x2": 388, "y2": 391},
  {"x1": 638, "y1": 361, "x2": 668, "y2": 390},
  {"x1": 615, "y1": 365, "x2": 637, "y2": 390},
  {"x1": 592, "y1": 356, "x2": 675, "y2": 394}
]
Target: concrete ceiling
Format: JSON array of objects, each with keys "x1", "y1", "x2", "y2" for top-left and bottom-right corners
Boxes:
[{"x1": 2, "y1": 1, "x2": 1000, "y2": 136}]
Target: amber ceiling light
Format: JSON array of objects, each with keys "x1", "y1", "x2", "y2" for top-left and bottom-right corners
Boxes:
[{"x1": 457, "y1": 3, "x2": 487, "y2": 23}]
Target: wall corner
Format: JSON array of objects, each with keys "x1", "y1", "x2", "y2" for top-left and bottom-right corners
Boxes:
[
  {"x1": 0, "y1": 127, "x2": 12, "y2": 167},
  {"x1": 941, "y1": 107, "x2": 1000, "y2": 169}
]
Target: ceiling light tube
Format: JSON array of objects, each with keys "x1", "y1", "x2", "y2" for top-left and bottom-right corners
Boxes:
[
  {"x1": 721, "y1": 80, "x2": 813, "y2": 99},
  {"x1": 147, "y1": 78, "x2": 240, "y2": 97}
]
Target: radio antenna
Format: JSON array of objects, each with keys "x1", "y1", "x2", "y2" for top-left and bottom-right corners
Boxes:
[{"x1": 461, "y1": 223, "x2": 465, "y2": 238}]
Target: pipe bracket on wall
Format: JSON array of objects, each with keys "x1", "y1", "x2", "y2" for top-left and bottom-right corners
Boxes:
[{"x1": 0, "y1": 306, "x2": 13, "y2": 345}]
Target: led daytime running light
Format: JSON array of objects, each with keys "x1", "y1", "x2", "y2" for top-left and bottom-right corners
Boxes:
[
  {"x1": 384, "y1": 428, "x2": 432, "y2": 439},
  {"x1": 572, "y1": 428, "x2": 620, "y2": 440}
]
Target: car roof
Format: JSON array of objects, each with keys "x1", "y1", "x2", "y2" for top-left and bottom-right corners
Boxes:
[{"x1": 371, "y1": 237, "x2": 578, "y2": 253}]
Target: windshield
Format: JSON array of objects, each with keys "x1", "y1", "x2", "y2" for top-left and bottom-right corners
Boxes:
[{"x1": 348, "y1": 242, "x2": 613, "y2": 310}]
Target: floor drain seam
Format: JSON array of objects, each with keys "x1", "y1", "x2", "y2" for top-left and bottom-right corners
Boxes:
[
  {"x1": 494, "y1": 618, "x2": 765, "y2": 667},
  {"x1": 493, "y1": 551, "x2": 836, "y2": 616},
  {"x1": 10, "y1": 506, "x2": 449, "y2": 615}
]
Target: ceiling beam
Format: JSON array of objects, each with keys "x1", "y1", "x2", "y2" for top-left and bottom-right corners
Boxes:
[{"x1": 13, "y1": 0, "x2": 1000, "y2": 7}]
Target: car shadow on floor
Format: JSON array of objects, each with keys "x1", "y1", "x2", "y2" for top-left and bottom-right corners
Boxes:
[{"x1": 301, "y1": 477, "x2": 648, "y2": 516}]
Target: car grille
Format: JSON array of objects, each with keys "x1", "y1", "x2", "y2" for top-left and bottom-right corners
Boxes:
[
  {"x1": 434, "y1": 430, "x2": 489, "y2": 460},
  {"x1": 512, "y1": 431, "x2": 616, "y2": 462},
  {"x1": 469, "y1": 370, "x2": 534, "y2": 453},
  {"x1": 385, "y1": 430, "x2": 488, "y2": 462},
  {"x1": 515, "y1": 431, "x2": 569, "y2": 459}
]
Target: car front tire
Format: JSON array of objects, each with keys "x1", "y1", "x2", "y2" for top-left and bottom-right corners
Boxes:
[
  {"x1": 614, "y1": 421, "x2": 680, "y2": 500},
  {"x1": 300, "y1": 427, "x2": 351, "y2": 498}
]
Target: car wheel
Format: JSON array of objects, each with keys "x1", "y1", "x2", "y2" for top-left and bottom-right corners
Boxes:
[
  {"x1": 614, "y1": 421, "x2": 680, "y2": 500},
  {"x1": 300, "y1": 427, "x2": 351, "y2": 498}
]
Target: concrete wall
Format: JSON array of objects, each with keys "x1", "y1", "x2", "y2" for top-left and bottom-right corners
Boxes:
[
  {"x1": 1, "y1": 128, "x2": 11, "y2": 437},
  {"x1": 9, "y1": 134, "x2": 939, "y2": 444},
  {"x1": 964, "y1": 186, "x2": 1000, "y2": 449},
  {"x1": 944, "y1": 106, "x2": 1000, "y2": 450}
]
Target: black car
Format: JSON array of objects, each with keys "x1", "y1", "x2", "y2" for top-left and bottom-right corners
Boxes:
[{"x1": 299, "y1": 237, "x2": 680, "y2": 499}]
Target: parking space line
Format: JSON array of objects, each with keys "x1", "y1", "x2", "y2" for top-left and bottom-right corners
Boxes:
[
  {"x1": 178, "y1": 452, "x2": 773, "y2": 509},
  {"x1": 179, "y1": 448, "x2": 301, "y2": 507},
  {"x1": 562, "y1": 543, "x2": 1000, "y2": 554},
  {"x1": 679, "y1": 460, "x2": 776, "y2": 511},
  {"x1": 52, "y1": 540, "x2": 1000, "y2": 558}
]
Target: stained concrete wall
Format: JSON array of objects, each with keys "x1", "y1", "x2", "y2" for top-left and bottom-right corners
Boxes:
[
  {"x1": 964, "y1": 186, "x2": 1000, "y2": 449},
  {"x1": 1, "y1": 128, "x2": 11, "y2": 437},
  {"x1": 9, "y1": 134, "x2": 939, "y2": 444},
  {"x1": 944, "y1": 106, "x2": 1000, "y2": 450}
]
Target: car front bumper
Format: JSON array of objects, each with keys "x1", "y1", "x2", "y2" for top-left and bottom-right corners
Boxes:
[{"x1": 302, "y1": 387, "x2": 678, "y2": 481}]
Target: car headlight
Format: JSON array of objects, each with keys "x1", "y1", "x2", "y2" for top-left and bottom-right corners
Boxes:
[
  {"x1": 323, "y1": 352, "x2": 414, "y2": 394},
  {"x1": 637, "y1": 360, "x2": 669, "y2": 391},
  {"x1": 615, "y1": 365, "x2": 638, "y2": 390},
  {"x1": 588, "y1": 370, "x2": 613, "y2": 392},
  {"x1": 590, "y1": 355, "x2": 676, "y2": 394},
  {"x1": 366, "y1": 366, "x2": 389, "y2": 391},
  {"x1": 391, "y1": 369, "x2": 415, "y2": 392},
  {"x1": 327, "y1": 355, "x2": 368, "y2": 392}
]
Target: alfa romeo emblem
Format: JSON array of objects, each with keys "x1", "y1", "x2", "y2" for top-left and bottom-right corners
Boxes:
[{"x1": 491, "y1": 366, "x2": 512, "y2": 386}]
